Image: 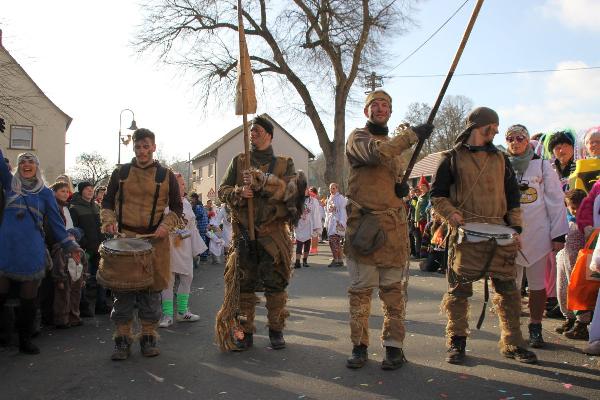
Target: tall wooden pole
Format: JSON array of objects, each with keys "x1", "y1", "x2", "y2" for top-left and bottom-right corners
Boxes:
[
  {"x1": 237, "y1": 0, "x2": 255, "y2": 241},
  {"x1": 401, "y1": 0, "x2": 485, "y2": 185}
]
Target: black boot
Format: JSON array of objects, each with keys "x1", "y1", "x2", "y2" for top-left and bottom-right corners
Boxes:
[
  {"x1": 502, "y1": 346, "x2": 538, "y2": 364},
  {"x1": 140, "y1": 335, "x2": 160, "y2": 357},
  {"x1": 346, "y1": 344, "x2": 368, "y2": 369},
  {"x1": 302, "y1": 258, "x2": 310, "y2": 268},
  {"x1": 111, "y1": 336, "x2": 132, "y2": 361},
  {"x1": 17, "y1": 299, "x2": 40, "y2": 355},
  {"x1": 381, "y1": 346, "x2": 407, "y2": 370},
  {"x1": 294, "y1": 259, "x2": 301, "y2": 269},
  {"x1": 445, "y1": 335, "x2": 466, "y2": 364},
  {"x1": 269, "y1": 329, "x2": 286, "y2": 350},
  {"x1": 232, "y1": 332, "x2": 253, "y2": 352},
  {"x1": 528, "y1": 322, "x2": 545, "y2": 348}
]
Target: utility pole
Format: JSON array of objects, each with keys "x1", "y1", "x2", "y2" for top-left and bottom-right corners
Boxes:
[{"x1": 363, "y1": 71, "x2": 384, "y2": 94}]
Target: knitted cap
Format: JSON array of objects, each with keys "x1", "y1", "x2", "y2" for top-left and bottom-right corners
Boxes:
[
  {"x1": 505, "y1": 124, "x2": 529, "y2": 138},
  {"x1": 365, "y1": 89, "x2": 392, "y2": 109},
  {"x1": 251, "y1": 116, "x2": 274, "y2": 137},
  {"x1": 547, "y1": 130, "x2": 576, "y2": 153},
  {"x1": 77, "y1": 181, "x2": 93, "y2": 194}
]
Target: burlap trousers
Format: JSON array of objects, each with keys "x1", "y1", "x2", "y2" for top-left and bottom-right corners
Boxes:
[
  {"x1": 441, "y1": 274, "x2": 525, "y2": 349},
  {"x1": 239, "y1": 291, "x2": 289, "y2": 333},
  {"x1": 347, "y1": 257, "x2": 409, "y2": 348}
]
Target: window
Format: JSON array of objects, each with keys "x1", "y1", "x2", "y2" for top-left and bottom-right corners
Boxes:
[
  {"x1": 10, "y1": 125, "x2": 33, "y2": 149},
  {"x1": 208, "y1": 163, "x2": 214, "y2": 177}
]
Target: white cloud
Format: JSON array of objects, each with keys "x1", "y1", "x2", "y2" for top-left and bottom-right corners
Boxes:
[
  {"x1": 541, "y1": 0, "x2": 600, "y2": 32},
  {"x1": 497, "y1": 61, "x2": 600, "y2": 137}
]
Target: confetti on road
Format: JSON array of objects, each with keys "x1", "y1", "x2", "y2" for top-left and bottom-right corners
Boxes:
[
  {"x1": 427, "y1": 379, "x2": 434, "y2": 383},
  {"x1": 298, "y1": 395, "x2": 306, "y2": 399},
  {"x1": 174, "y1": 384, "x2": 185, "y2": 390},
  {"x1": 459, "y1": 374, "x2": 468, "y2": 379},
  {"x1": 332, "y1": 377, "x2": 341, "y2": 380},
  {"x1": 218, "y1": 391, "x2": 227, "y2": 395},
  {"x1": 498, "y1": 390, "x2": 507, "y2": 393},
  {"x1": 563, "y1": 383, "x2": 572, "y2": 389},
  {"x1": 360, "y1": 383, "x2": 369, "y2": 387},
  {"x1": 145, "y1": 371, "x2": 165, "y2": 383},
  {"x1": 377, "y1": 381, "x2": 383, "y2": 385},
  {"x1": 440, "y1": 394, "x2": 448, "y2": 398},
  {"x1": 168, "y1": 363, "x2": 176, "y2": 366},
  {"x1": 522, "y1": 394, "x2": 532, "y2": 396}
]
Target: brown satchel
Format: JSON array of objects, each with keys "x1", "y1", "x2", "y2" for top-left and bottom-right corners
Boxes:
[{"x1": 348, "y1": 200, "x2": 386, "y2": 256}]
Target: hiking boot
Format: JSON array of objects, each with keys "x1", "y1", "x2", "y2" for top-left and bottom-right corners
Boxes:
[
  {"x1": 555, "y1": 318, "x2": 575, "y2": 334},
  {"x1": 336, "y1": 261, "x2": 345, "y2": 267},
  {"x1": 232, "y1": 332, "x2": 253, "y2": 352},
  {"x1": 346, "y1": 344, "x2": 368, "y2": 369},
  {"x1": 445, "y1": 335, "x2": 466, "y2": 364},
  {"x1": 381, "y1": 346, "x2": 407, "y2": 370},
  {"x1": 140, "y1": 335, "x2": 160, "y2": 357},
  {"x1": 528, "y1": 323, "x2": 545, "y2": 348},
  {"x1": 111, "y1": 336, "x2": 132, "y2": 361},
  {"x1": 327, "y1": 261, "x2": 339, "y2": 268},
  {"x1": 564, "y1": 322, "x2": 589, "y2": 340},
  {"x1": 502, "y1": 346, "x2": 537, "y2": 364},
  {"x1": 18, "y1": 335, "x2": 40, "y2": 355},
  {"x1": 294, "y1": 260, "x2": 301, "y2": 269},
  {"x1": 302, "y1": 260, "x2": 310, "y2": 268},
  {"x1": 269, "y1": 329, "x2": 286, "y2": 350}
]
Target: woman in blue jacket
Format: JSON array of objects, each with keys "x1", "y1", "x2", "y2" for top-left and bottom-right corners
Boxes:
[{"x1": 0, "y1": 150, "x2": 80, "y2": 354}]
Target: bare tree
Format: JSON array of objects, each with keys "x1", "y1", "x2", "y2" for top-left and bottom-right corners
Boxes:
[
  {"x1": 0, "y1": 57, "x2": 38, "y2": 125},
  {"x1": 401, "y1": 95, "x2": 473, "y2": 156},
  {"x1": 72, "y1": 152, "x2": 112, "y2": 185},
  {"x1": 135, "y1": 0, "x2": 415, "y2": 186}
]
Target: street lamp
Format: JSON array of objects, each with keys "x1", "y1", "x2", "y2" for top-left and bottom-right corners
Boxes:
[{"x1": 118, "y1": 108, "x2": 138, "y2": 165}]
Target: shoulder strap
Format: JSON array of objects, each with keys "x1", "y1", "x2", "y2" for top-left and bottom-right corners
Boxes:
[
  {"x1": 268, "y1": 156, "x2": 277, "y2": 174},
  {"x1": 21, "y1": 195, "x2": 45, "y2": 239},
  {"x1": 148, "y1": 166, "x2": 168, "y2": 230}
]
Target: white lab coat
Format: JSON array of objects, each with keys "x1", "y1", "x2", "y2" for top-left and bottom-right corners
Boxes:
[
  {"x1": 517, "y1": 158, "x2": 568, "y2": 266},
  {"x1": 206, "y1": 228, "x2": 225, "y2": 257},
  {"x1": 167, "y1": 199, "x2": 207, "y2": 275},
  {"x1": 294, "y1": 196, "x2": 322, "y2": 242}
]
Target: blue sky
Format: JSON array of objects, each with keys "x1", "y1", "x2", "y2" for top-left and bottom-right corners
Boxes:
[{"x1": 0, "y1": 0, "x2": 598, "y2": 171}]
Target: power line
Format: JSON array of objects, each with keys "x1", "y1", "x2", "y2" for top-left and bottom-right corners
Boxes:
[
  {"x1": 384, "y1": 0, "x2": 471, "y2": 75},
  {"x1": 388, "y1": 65, "x2": 600, "y2": 79}
]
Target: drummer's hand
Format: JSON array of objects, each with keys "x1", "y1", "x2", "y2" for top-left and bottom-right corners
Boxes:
[
  {"x1": 241, "y1": 185, "x2": 254, "y2": 198},
  {"x1": 154, "y1": 225, "x2": 169, "y2": 239},
  {"x1": 71, "y1": 250, "x2": 82, "y2": 264},
  {"x1": 552, "y1": 241, "x2": 565, "y2": 252},
  {"x1": 513, "y1": 233, "x2": 522, "y2": 250},
  {"x1": 448, "y1": 212, "x2": 464, "y2": 227}
]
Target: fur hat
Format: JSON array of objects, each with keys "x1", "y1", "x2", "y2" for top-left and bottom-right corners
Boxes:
[
  {"x1": 365, "y1": 89, "x2": 392, "y2": 110},
  {"x1": 547, "y1": 129, "x2": 576, "y2": 153}
]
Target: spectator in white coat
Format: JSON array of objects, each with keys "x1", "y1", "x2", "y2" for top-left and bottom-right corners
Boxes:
[
  {"x1": 293, "y1": 188, "x2": 322, "y2": 268},
  {"x1": 506, "y1": 124, "x2": 568, "y2": 348},
  {"x1": 159, "y1": 174, "x2": 207, "y2": 328},
  {"x1": 325, "y1": 182, "x2": 347, "y2": 267}
]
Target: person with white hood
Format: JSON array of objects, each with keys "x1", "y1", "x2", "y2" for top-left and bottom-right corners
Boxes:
[
  {"x1": 325, "y1": 182, "x2": 347, "y2": 267},
  {"x1": 505, "y1": 124, "x2": 568, "y2": 348},
  {"x1": 213, "y1": 204, "x2": 233, "y2": 253},
  {"x1": 159, "y1": 173, "x2": 207, "y2": 327}
]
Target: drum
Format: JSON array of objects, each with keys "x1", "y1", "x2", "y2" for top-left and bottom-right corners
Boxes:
[
  {"x1": 97, "y1": 238, "x2": 154, "y2": 290},
  {"x1": 458, "y1": 222, "x2": 516, "y2": 246},
  {"x1": 450, "y1": 222, "x2": 518, "y2": 281}
]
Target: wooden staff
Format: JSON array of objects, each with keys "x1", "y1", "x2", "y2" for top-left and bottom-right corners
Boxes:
[
  {"x1": 237, "y1": 0, "x2": 256, "y2": 243},
  {"x1": 401, "y1": 0, "x2": 485, "y2": 185}
]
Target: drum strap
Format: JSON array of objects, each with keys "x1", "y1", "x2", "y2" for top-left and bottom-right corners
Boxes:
[{"x1": 117, "y1": 163, "x2": 168, "y2": 233}]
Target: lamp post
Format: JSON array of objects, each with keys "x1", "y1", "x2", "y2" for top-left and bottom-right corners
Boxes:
[{"x1": 118, "y1": 109, "x2": 138, "y2": 165}]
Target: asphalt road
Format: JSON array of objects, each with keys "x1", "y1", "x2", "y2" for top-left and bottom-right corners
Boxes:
[{"x1": 1, "y1": 244, "x2": 598, "y2": 400}]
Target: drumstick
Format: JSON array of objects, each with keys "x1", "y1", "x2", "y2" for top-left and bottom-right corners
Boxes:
[{"x1": 135, "y1": 234, "x2": 155, "y2": 239}]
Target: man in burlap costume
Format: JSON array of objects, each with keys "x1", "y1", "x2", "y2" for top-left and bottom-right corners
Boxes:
[
  {"x1": 344, "y1": 90, "x2": 433, "y2": 370},
  {"x1": 430, "y1": 107, "x2": 537, "y2": 364},
  {"x1": 101, "y1": 128, "x2": 182, "y2": 360},
  {"x1": 218, "y1": 116, "x2": 304, "y2": 351}
]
